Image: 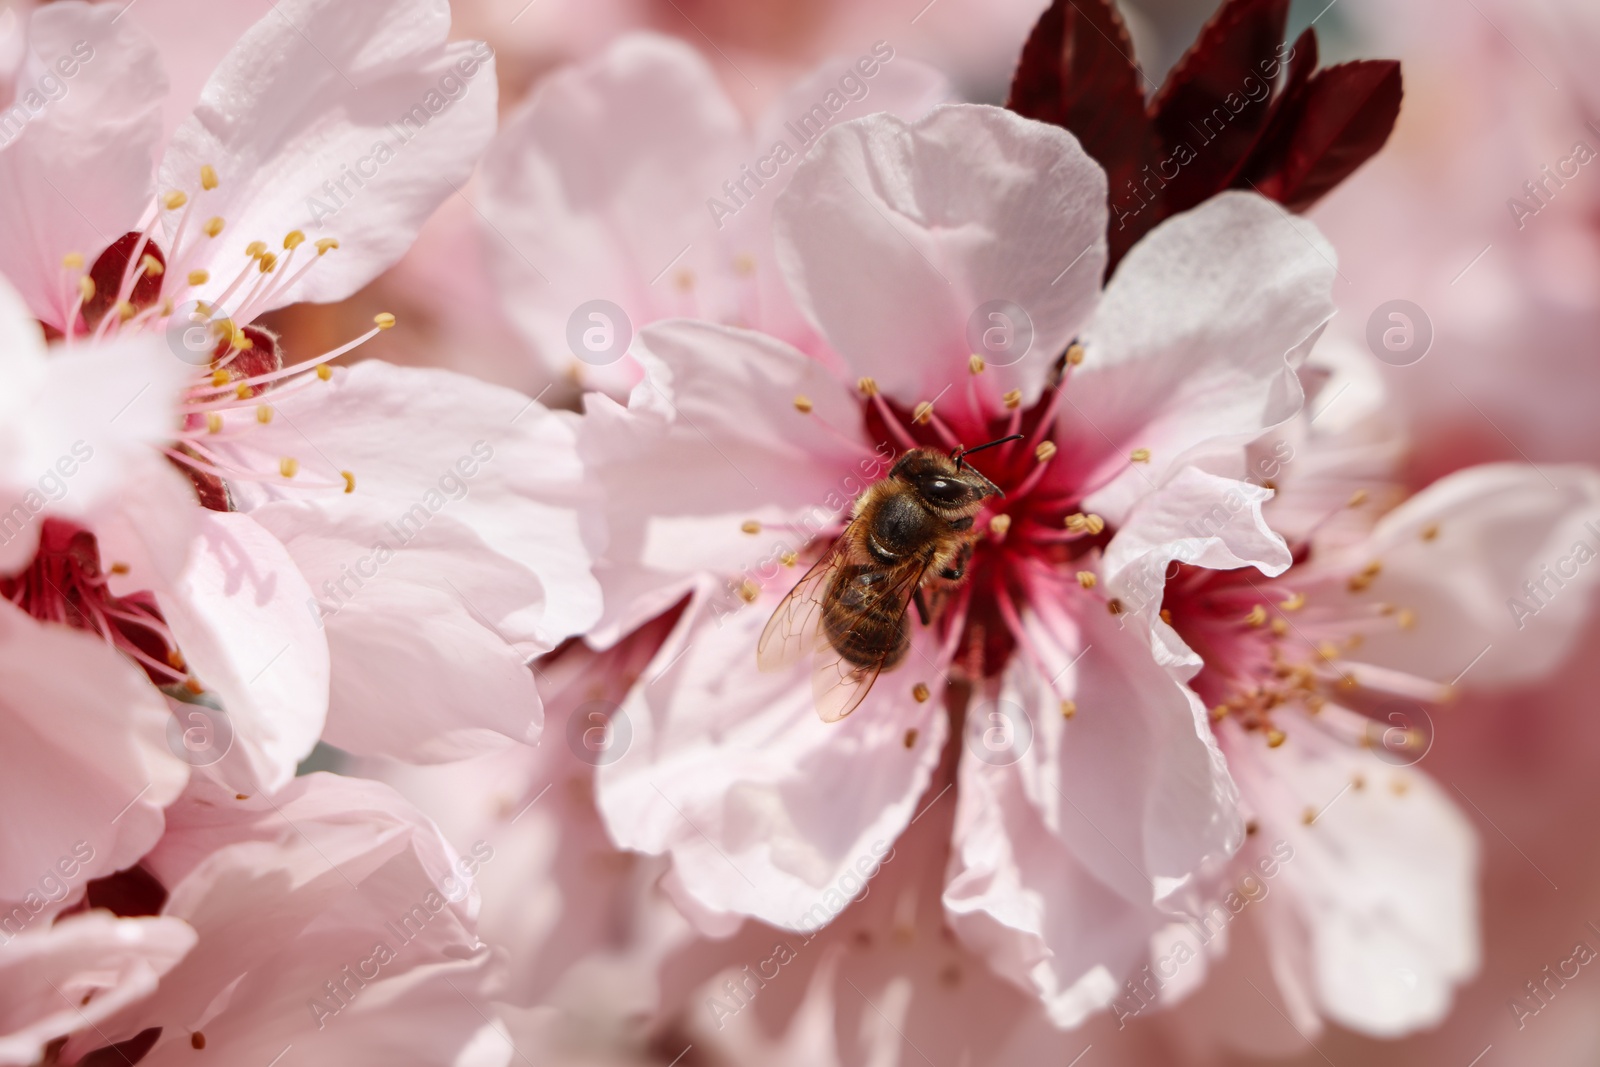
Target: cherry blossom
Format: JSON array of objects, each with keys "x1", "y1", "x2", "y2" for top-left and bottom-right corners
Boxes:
[{"x1": 576, "y1": 102, "x2": 1338, "y2": 1025}]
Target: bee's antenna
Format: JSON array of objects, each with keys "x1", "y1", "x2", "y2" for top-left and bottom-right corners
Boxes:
[{"x1": 951, "y1": 434, "x2": 1022, "y2": 497}]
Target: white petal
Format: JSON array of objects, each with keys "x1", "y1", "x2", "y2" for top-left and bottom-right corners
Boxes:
[
  {"x1": 231, "y1": 360, "x2": 602, "y2": 644},
  {"x1": 162, "y1": 0, "x2": 496, "y2": 311},
  {"x1": 0, "y1": 3, "x2": 165, "y2": 329},
  {"x1": 1079, "y1": 192, "x2": 1338, "y2": 522},
  {"x1": 595, "y1": 594, "x2": 947, "y2": 932},
  {"x1": 0, "y1": 601, "x2": 188, "y2": 907},
  {"x1": 252, "y1": 505, "x2": 546, "y2": 761},
  {"x1": 1224, "y1": 720, "x2": 1478, "y2": 1035},
  {"x1": 153, "y1": 511, "x2": 329, "y2": 792},
  {"x1": 774, "y1": 104, "x2": 1107, "y2": 405},
  {"x1": 1336, "y1": 463, "x2": 1600, "y2": 686}
]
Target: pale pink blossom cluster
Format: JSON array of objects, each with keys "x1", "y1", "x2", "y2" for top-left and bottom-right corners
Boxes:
[{"x1": 1, "y1": 0, "x2": 1597, "y2": 1065}]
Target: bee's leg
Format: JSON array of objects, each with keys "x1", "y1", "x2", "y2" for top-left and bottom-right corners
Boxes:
[
  {"x1": 912, "y1": 587, "x2": 931, "y2": 627},
  {"x1": 938, "y1": 543, "x2": 974, "y2": 582}
]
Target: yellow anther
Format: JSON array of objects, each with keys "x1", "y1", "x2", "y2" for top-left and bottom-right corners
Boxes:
[
  {"x1": 315, "y1": 237, "x2": 339, "y2": 255},
  {"x1": 737, "y1": 578, "x2": 759, "y2": 604},
  {"x1": 341, "y1": 470, "x2": 356, "y2": 494},
  {"x1": 163, "y1": 190, "x2": 188, "y2": 210},
  {"x1": 279, "y1": 457, "x2": 299, "y2": 479},
  {"x1": 235, "y1": 383, "x2": 251, "y2": 399},
  {"x1": 61, "y1": 252, "x2": 84, "y2": 269},
  {"x1": 283, "y1": 230, "x2": 306, "y2": 250},
  {"x1": 1396, "y1": 608, "x2": 1416, "y2": 630},
  {"x1": 187, "y1": 269, "x2": 209, "y2": 286},
  {"x1": 793, "y1": 394, "x2": 813, "y2": 414},
  {"x1": 674, "y1": 268, "x2": 694, "y2": 292},
  {"x1": 316, "y1": 364, "x2": 332, "y2": 381},
  {"x1": 211, "y1": 369, "x2": 230, "y2": 387},
  {"x1": 256, "y1": 404, "x2": 273, "y2": 424},
  {"x1": 857, "y1": 377, "x2": 878, "y2": 397},
  {"x1": 968, "y1": 354, "x2": 985, "y2": 374},
  {"x1": 1076, "y1": 571, "x2": 1097, "y2": 589},
  {"x1": 165, "y1": 649, "x2": 185, "y2": 671},
  {"x1": 1244, "y1": 605, "x2": 1267, "y2": 627},
  {"x1": 1035, "y1": 440, "x2": 1058, "y2": 462},
  {"x1": 1317, "y1": 641, "x2": 1340, "y2": 662},
  {"x1": 1159, "y1": 608, "x2": 1173, "y2": 625},
  {"x1": 200, "y1": 164, "x2": 219, "y2": 190},
  {"x1": 1390, "y1": 777, "x2": 1410, "y2": 796},
  {"x1": 110, "y1": 562, "x2": 131, "y2": 576},
  {"x1": 139, "y1": 253, "x2": 164, "y2": 277},
  {"x1": 184, "y1": 677, "x2": 205, "y2": 695},
  {"x1": 904, "y1": 728, "x2": 918, "y2": 749},
  {"x1": 988, "y1": 514, "x2": 1012, "y2": 538},
  {"x1": 1280, "y1": 592, "x2": 1305, "y2": 611},
  {"x1": 1270, "y1": 618, "x2": 1289, "y2": 636},
  {"x1": 1061, "y1": 700, "x2": 1077, "y2": 719},
  {"x1": 203, "y1": 216, "x2": 226, "y2": 238},
  {"x1": 779, "y1": 551, "x2": 798, "y2": 567},
  {"x1": 1348, "y1": 488, "x2": 1369, "y2": 507},
  {"x1": 1347, "y1": 560, "x2": 1382, "y2": 592},
  {"x1": 1301, "y1": 807, "x2": 1317, "y2": 826},
  {"x1": 733, "y1": 253, "x2": 756, "y2": 276},
  {"x1": 1266, "y1": 728, "x2": 1287, "y2": 748},
  {"x1": 1001, "y1": 388, "x2": 1022, "y2": 410},
  {"x1": 1210, "y1": 705, "x2": 1229, "y2": 722},
  {"x1": 77, "y1": 276, "x2": 95, "y2": 302},
  {"x1": 257, "y1": 252, "x2": 278, "y2": 274},
  {"x1": 1352, "y1": 774, "x2": 1366, "y2": 791},
  {"x1": 1065, "y1": 343, "x2": 1086, "y2": 365},
  {"x1": 1420, "y1": 524, "x2": 1439, "y2": 542},
  {"x1": 205, "y1": 412, "x2": 222, "y2": 434},
  {"x1": 245, "y1": 240, "x2": 267, "y2": 259},
  {"x1": 1130, "y1": 447, "x2": 1151, "y2": 463},
  {"x1": 374, "y1": 312, "x2": 396, "y2": 330},
  {"x1": 912, "y1": 682, "x2": 930, "y2": 704},
  {"x1": 116, "y1": 300, "x2": 136, "y2": 322},
  {"x1": 741, "y1": 520, "x2": 761, "y2": 534},
  {"x1": 912, "y1": 401, "x2": 934, "y2": 425}
]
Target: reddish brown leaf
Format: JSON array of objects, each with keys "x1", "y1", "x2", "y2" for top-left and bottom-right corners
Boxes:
[
  {"x1": 1150, "y1": 0, "x2": 1290, "y2": 216},
  {"x1": 1242, "y1": 60, "x2": 1402, "y2": 211},
  {"x1": 76, "y1": 1028, "x2": 162, "y2": 1066},
  {"x1": 1008, "y1": 0, "x2": 1159, "y2": 269},
  {"x1": 1237, "y1": 25, "x2": 1320, "y2": 186}
]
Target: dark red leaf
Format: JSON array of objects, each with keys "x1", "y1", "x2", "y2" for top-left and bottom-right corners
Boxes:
[
  {"x1": 1007, "y1": 0, "x2": 1160, "y2": 270},
  {"x1": 1236, "y1": 26, "x2": 1319, "y2": 187},
  {"x1": 1150, "y1": 0, "x2": 1291, "y2": 216},
  {"x1": 1241, "y1": 60, "x2": 1402, "y2": 211},
  {"x1": 82, "y1": 233, "x2": 165, "y2": 333}
]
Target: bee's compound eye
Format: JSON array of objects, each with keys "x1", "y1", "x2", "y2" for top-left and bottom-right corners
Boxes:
[{"x1": 920, "y1": 476, "x2": 970, "y2": 507}]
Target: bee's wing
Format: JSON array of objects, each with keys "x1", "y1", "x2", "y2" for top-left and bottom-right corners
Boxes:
[
  {"x1": 808, "y1": 558, "x2": 933, "y2": 723},
  {"x1": 756, "y1": 533, "x2": 850, "y2": 673}
]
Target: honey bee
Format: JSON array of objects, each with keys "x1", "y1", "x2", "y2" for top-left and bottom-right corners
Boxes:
[{"x1": 757, "y1": 435, "x2": 1021, "y2": 721}]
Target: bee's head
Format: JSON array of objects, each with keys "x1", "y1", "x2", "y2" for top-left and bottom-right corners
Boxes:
[{"x1": 892, "y1": 448, "x2": 1002, "y2": 518}]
